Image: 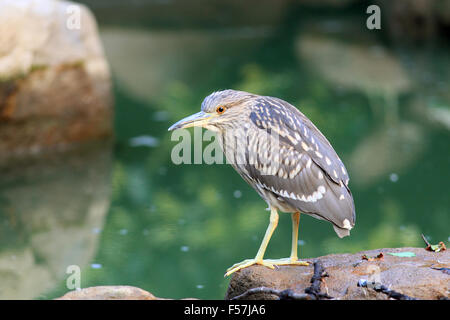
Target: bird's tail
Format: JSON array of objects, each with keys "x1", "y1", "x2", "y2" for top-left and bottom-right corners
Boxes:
[{"x1": 333, "y1": 225, "x2": 351, "y2": 238}]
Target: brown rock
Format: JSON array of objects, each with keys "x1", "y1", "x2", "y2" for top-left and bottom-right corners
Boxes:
[
  {"x1": 0, "y1": 0, "x2": 113, "y2": 163},
  {"x1": 225, "y1": 247, "x2": 450, "y2": 300},
  {"x1": 56, "y1": 285, "x2": 199, "y2": 300},
  {"x1": 57, "y1": 286, "x2": 158, "y2": 300}
]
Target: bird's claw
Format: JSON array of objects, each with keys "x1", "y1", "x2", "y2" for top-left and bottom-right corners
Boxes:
[
  {"x1": 264, "y1": 258, "x2": 309, "y2": 266},
  {"x1": 225, "y1": 259, "x2": 275, "y2": 277},
  {"x1": 224, "y1": 258, "x2": 309, "y2": 277}
]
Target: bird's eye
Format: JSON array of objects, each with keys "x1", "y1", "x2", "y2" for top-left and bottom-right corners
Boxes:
[{"x1": 216, "y1": 106, "x2": 226, "y2": 114}]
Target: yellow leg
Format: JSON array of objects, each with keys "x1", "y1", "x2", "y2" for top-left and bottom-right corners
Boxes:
[
  {"x1": 290, "y1": 212, "x2": 300, "y2": 260},
  {"x1": 259, "y1": 212, "x2": 308, "y2": 266},
  {"x1": 255, "y1": 206, "x2": 279, "y2": 261},
  {"x1": 225, "y1": 210, "x2": 308, "y2": 277},
  {"x1": 225, "y1": 206, "x2": 279, "y2": 277}
]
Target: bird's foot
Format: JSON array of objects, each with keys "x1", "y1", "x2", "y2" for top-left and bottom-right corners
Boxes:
[
  {"x1": 225, "y1": 259, "x2": 276, "y2": 277},
  {"x1": 224, "y1": 257, "x2": 309, "y2": 277},
  {"x1": 263, "y1": 257, "x2": 309, "y2": 266}
]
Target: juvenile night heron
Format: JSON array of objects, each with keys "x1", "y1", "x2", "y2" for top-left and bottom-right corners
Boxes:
[{"x1": 169, "y1": 89, "x2": 355, "y2": 277}]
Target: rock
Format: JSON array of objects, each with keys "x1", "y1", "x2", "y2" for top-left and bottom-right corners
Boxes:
[
  {"x1": 225, "y1": 247, "x2": 450, "y2": 300},
  {"x1": 56, "y1": 285, "x2": 198, "y2": 300},
  {"x1": 0, "y1": 0, "x2": 112, "y2": 163},
  {"x1": 57, "y1": 286, "x2": 158, "y2": 300}
]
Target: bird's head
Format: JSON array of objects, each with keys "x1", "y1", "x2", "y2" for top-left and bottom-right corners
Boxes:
[{"x1": 168, "y1": 89, "x2": 256, "y2": 132}]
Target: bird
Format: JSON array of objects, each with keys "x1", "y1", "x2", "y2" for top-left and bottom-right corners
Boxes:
[{"x1": 168, "y1": 89, "x2": 356, "y2": 277}]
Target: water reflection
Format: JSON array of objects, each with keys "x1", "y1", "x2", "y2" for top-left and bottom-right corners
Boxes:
[
  {"x1": 100, "y1": 28, "x2": 270, "y2": 104},
  {"x1": 349, "y1": 121, "x2": 426, "y2": 186},
  {"x1": 296, "y1": 33, "x2": 412, "y2": 122}
]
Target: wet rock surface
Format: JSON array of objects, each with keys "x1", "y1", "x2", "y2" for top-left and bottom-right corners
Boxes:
[{"x1": 225, "y1": 247, "x2": 449, "y2": 300}]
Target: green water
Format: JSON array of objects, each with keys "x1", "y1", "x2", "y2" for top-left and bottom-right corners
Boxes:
[{"x1": 0, "y1": 3, "x2": 449, "y2": 299}]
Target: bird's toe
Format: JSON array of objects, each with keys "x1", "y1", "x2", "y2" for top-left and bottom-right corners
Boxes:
[
  {"x1": 264, "y1": 258, "x2": 309, "y2": 266},
  {"x1": 225, "y1": 258, "x2": 276, "y2": 277}
]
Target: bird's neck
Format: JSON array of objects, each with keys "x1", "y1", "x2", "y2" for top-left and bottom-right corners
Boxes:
[{"x1": 217, "y1": 126, "x2": 251, "y2": 168}]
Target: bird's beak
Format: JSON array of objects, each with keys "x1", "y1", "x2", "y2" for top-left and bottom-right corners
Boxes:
[{"x1": 168, "y1": 111, "x2": 214, "y2": 131}]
